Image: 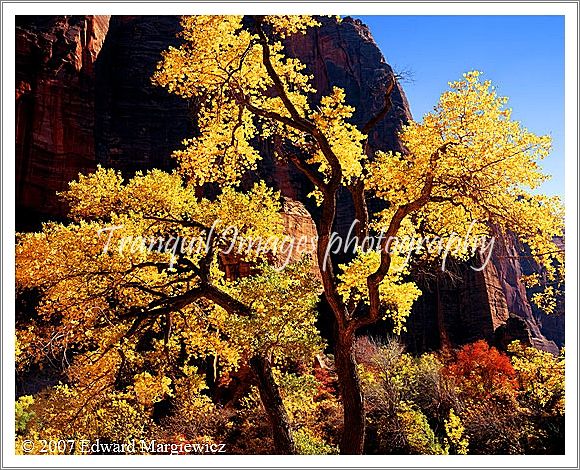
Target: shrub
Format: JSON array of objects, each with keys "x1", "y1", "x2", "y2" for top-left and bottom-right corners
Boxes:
[
  {"x1": 356, "y1": 336, "x2": 460, "y2": 454},
  {"x1": 294, "y1": 428, "x2": 338, "y2": 455},
  {"x1": 444, "y1": 340, "x2": 517, "y2": 401},
  {"x1": 461, "y1": 401, "x2": 532, "y2": 454},
  {"x1": 444, "y1": 408, "x2": 469, "y2": 455},
  {"x1": 15, "y1": 395, "x2": 35, "y2": 434},
  {"x1": 508, "y1": 340, "x2": 564, "y2": 415},
  {"x1": 395, "y1": 401, "x2": 446, "y2": 455}
]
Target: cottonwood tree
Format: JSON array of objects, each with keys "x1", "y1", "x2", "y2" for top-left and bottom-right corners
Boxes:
[
  {"x1": 17, "y1": 15, "x2": 564, "y2": 455},
  {"x1": 151, "y1": 15, "x2": 563, "y2": 454},
  {"x1": 16, "y1": 169, "x2": 322, "y2": 454}
]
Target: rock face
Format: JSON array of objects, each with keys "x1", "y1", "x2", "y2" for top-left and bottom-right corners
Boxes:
[
  {"x1": 277, "y1": 198, "x2": 319, "y2": 273},
  {"x1": 15, "y1": 15, "x2": 563, "y2": 352},
  {"x1": 404, "y1": 246, "x2": 560, "y2": 355},
  {"x1": 490, "y1": 230, "x2": 560, "y2": 353},
  {"x1": 518, "y1": 235, "x2": 565, "y2": 349},
  {"x1": 94, "y1": 16, "x2": 192, "y2": 175},
  {"x1": 16, "y1": 15, "x2": 111, "y2": 229}
]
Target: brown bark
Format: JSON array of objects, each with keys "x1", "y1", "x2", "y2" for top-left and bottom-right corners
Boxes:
[
  {"x1": 334, "y1": 329, "x2": 365, "y2": 455},
  {"x1": 250, "y1": 355, "x2": 297, "y2": 455}
]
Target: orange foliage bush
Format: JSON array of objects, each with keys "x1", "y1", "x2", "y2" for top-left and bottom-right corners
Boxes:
[
  {"x1": 313, "y1": 366, "x2": 338, "y2": 400},
  {"x1": 444, "y1": 340, "x2": 517, "y2": 401}
]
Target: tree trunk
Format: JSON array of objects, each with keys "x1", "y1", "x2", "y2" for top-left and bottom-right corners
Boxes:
[
  {"x1": 250, "y1": 355, "x2": 297, "y2": 454},
  {"x1": 436, "y1": 276, "x2": 451, "y2": 353},
  {"x1": 334, "y1": 329, "x2": 365, "y2": 454}
]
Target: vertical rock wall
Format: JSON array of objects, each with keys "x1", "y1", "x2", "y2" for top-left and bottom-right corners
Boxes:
[{"x1": 16, "y1": 15, "x2": 110, "y2": 229}]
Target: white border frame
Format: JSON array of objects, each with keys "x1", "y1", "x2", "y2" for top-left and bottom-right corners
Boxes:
[{"x1": 1, "y1": 2, "x2": 578, "y2": 468}]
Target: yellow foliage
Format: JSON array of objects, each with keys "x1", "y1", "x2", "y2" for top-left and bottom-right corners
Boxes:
[
  {"x1": 264, "y1": 15, "x2": 321, "y2": 38},
  {"x1": 16, "y1": 14, "x2": 566, "y2": 453},
  {"x1": 396, "y1": 401, "x2": 446, "y2": 455},
  {"x1": 365, "y1": 71, "x2": 563, "y2": 312},
  {"x1": 152, "y1": 15, "x2": 319, "y2": 186},
  {"x1": 222, "y1": 259, "x2": 323, "y2": 361},
  {"x1": 444, "y1": 408, "x2": 469, "y2": 454},
  {"x1": 508, "y1": 340, "x2": 565, "y2": 414},
  {"x1": 309, "y1": 87, "x2": 366, "y2": 182},
  {"x1": 133, "y1": 372, "x2": 173, "y2": 407},
  {"x1": 337, "y1": 250, "x2": 421, "y2": 334}
]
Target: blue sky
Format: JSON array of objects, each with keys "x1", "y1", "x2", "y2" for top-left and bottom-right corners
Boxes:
[{"x1": 356, "y1": 15, "x2": 565, "y2": 199}]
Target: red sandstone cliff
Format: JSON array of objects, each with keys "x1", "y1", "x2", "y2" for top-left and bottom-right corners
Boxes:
[{"x1": 16, "y1": 16, "x2": 110, "y2": 228}]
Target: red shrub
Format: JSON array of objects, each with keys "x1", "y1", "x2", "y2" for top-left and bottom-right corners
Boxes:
[
  {"x1": 444, "y1": 340, "x2": 517, "y2": 401},
  {"x1": 313, "y1": 366, "x2": 338, "y2": 400}
]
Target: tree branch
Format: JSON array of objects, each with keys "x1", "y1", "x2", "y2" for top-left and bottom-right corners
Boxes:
[
  {"x1": 353, "y1": 142, "x2": 455, "y2": 331},
  {"x1": 250, "y1": 17, "x2": 348, "y2": 326},
  {"x1": 254, "y1": 16, "x2": 310, "y2": 125},
  {"x1": 274, "y1": 137, "x2": 327, "y2": 191},
  {"x1": 361, "y1": 77, "x2": 395, "y2": 135}
]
